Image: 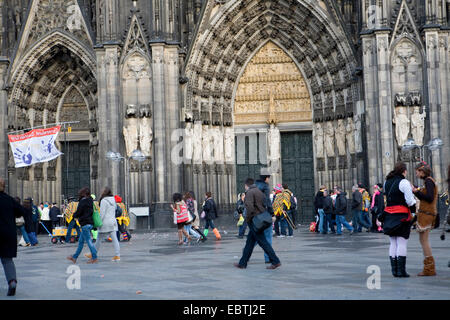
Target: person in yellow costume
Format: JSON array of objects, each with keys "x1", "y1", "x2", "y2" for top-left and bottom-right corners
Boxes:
[
  {"x1": 64, "y1": 198, "x2": 80, "y2": 242},
  {"x1": 113, "y1": 195, "x2": 131, "y2": 242}
]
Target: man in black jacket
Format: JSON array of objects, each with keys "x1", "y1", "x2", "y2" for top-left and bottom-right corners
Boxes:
[
  {"x1": 234, "y1": 178, "x2": 281, "y2": 270},
  {"x1": 334, "y1": 187, "x2": 354, "y2": 235},
  {"x1": 314, "y1": 186, "x2": 326, "y2": 233}
]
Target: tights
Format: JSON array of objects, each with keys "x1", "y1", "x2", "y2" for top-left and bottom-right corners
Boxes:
[{"x1": 389, "y1": 236, "x2": 408, "y2": 257}]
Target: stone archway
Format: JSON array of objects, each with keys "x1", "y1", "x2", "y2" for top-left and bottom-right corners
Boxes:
[
  {"x1": 6, "y1": 32, "x2": 98, "y2": 203},
  {"x1": 182, "y1": 0, "x2": 359, "y2": 205}
]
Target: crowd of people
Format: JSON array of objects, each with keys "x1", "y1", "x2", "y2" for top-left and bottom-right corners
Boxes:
[{"x1": 0, "y1": 162, "x2": 449, "y2": 296}]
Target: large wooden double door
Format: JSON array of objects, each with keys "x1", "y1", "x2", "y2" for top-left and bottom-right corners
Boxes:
[{"x1": 61, "y1": 141, "x2": 90, "y2": 199}]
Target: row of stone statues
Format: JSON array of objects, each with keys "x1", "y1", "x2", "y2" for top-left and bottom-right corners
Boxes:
[
  {"x1": 314, "y1": 117, "x2": 362, "y2": 158},
  {"x1": 123, "y1": 104, "x2": 153, "y2": 157},
  {"x1": 393, "y1": 105, "x2": 425, "y2": 147}
]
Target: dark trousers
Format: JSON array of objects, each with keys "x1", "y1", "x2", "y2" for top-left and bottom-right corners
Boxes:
[
  {"x1": 238, "y1": 221, "x2": 280, "y2": 267},
  {"x1": 326, "y1": 213, "x2": 335, "y2": 233}
]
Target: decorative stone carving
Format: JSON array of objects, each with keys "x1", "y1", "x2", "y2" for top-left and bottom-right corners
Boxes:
[
  {"x1": 234, "y1": 41, "x2": 311, "y2": 125},
  {"x1": 184, "y1": 122, "x2": 194, "y2": 162},
  {"x1": 139, "y1": 116, "x2": 153, "y2": 157},
  {"x1": 345, "y1": 117, "x2": 356, "y2": 154},
  {"x1": 123, "y1": 104, "x2": 139, "y2": 157},
  {"x1": 211, "y1": 128, "x2": 224, "y2": 164},
  {"x1": 192, "y1": 122, "x2": 203, "y2": 165},
  {"x1": 393, "y1": 107, "x2": 410, "y2": 148},
  {"x1": 224, "y1": 127, "x2": 234, "y2": 164},
  {"x1": 140, "y1": 158, "x2": 152, "y2": 172},
  {"x1": 267, "y1": 123, "x2": 281, "y2": 173},
  {"x1": 354, "y1": 115, "x2": 363, "y2": 153},
  {"x1": 335, "y1": 119, "x2": 346, "y2": 156},
  {"x1": 202, "y1": 126, "x2": 212, "y2": 164},
  {"x1": 324, "y1": 121, "x2": 335, "y2": 157},
  {"x1": 34, "y1": 163, "x2": 44, "y2": 181},
  {"x1": 314, "y1": 122, "x2": 324, "y2": 158},
  {"x1": 410, "y1": 106, "x2": 425, "y2": 146}
]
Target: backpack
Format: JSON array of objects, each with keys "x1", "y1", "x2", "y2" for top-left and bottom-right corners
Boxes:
[
  {"x1": 362, "y1": 191, "x2": 370, "y2": 212},
  {"x1": 185, "y1": 199, "x2": 196, "y2": 222},
  {"x1": 115, "y1": 204, "x2": 122, "y2": 218}
]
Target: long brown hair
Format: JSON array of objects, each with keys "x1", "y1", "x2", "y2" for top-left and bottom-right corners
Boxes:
[
  {"x1": 386, "y1": 162, "x2": 407, "y2": 180},
  {"x1": 99, "y1": 187, "x2": 113, "y2": 205},
  {"x1": 78, "y1": 187, "x2": 91, "y2": 201},
  {"x1": 415, "y1": 161, "x2": 432, "y2": 178}
]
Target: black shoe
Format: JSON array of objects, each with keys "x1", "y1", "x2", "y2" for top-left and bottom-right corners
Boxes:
[
  {"x1": 7, "y1": 280, "x2": 17, "y2": 296},
  {"x1": 233, "y1": 263, "x2": 246, "y2": 269},
  {"x1": 390, "y1": 257, "x2": 398, "y2": 277},
  {"x1": 397, "y1": 256, "x2": 410, "y2": 278}
]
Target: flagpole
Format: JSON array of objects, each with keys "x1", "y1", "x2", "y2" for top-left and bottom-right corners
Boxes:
[{"x1": 7, "y1": 121, "x2": 80, "y2": 135}]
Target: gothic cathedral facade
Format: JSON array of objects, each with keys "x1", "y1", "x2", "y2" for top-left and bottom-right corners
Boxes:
[{"x1": 0, "y1": 0, "x2": 449, "y2": 221}]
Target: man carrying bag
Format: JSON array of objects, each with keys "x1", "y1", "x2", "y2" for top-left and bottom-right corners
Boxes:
[{"x1": 234, "y1": 178, "x2": 281, "y2": 270}]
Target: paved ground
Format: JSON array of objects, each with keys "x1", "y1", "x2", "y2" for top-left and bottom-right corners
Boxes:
[{"x1": 1, "y1": 226, "x2": 450, "y2": 300}]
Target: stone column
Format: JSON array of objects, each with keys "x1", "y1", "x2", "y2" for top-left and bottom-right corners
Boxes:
[
  {"x1": 96, "y1": 44, "x2": 122, "y2": 195},
  {"x1": 0, "y1": 59, "x2": 9, "y2": 185},
  {"x1": 164, "y1": 45, "x2": 181, "y2": 196},
  {"x1": 375, "y1": 32, "x2": 395, "y2": 180},
  {"x1": 425, "y1": 30, "x2": 444, "y2": 188}
]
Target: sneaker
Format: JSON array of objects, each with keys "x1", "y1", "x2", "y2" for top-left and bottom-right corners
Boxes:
[
  {"x1": 112, "y1": 256, "x2": 120, "y2": 262},
  {"x1": 233, "y1": 263, "x2": 246, "y2": 269},
  {"x1": 66, "y1": 256, "x2": 76, "y2": 264},
  {"x1": 7, "y1": 280, "x2": 17, "y2": 296},
  {"x1": 87, "y1": 259, "x2": 98, "y2": 264},
  {"x1": 277, "y1": 235, "x2": 285, "y2": 238},
  {"x1": 287, "y1": 235, "x2": 294, "y2": 238}
]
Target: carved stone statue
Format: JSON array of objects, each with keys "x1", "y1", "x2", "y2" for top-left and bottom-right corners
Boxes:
[
  {"x1": 211, "y1": 128, "x2": 224, "y2": 164},
  {"x1": 268, "y1": 123, "x2": 280, "y2": 161},
  {"x1": 123, "y1": 104, "x2": 139, "y2": 157},
  {"x1": 202, "y1": 125, "x2": 212, "y2": 164},
  {"x1": 314, "y1": 122, "x2": 324, "y2": 158},
  {"x1": 335, "y1": 119, "x2": 346, "y2": 156},
  {"x1": 139, "y1": 116, "x2": 153, "y2": 157},
  {"x1": 410, "y1": 106, "x2": 425, "y2": 146},
  {"x1": 393, "y1": 107, "x2": 410, "y2": 147},
  {"x1": 345, "y1": 117, "x2": 356, "y2": 154},
  {"x1": 354, "y1": 115, "x2": 363, "y2": 153},
  {"x1": 224, "y1": 127, "x2": 234, "y2": 164},
  {"x1": 324, "y1": 121, "x2": 335, "y2": 157},
  {"x1": 192, "y1": 122, "x2": 203, "y2": 165},
  {"x1": 184, "y1": 122, "x2": 194, "y2": 162}
]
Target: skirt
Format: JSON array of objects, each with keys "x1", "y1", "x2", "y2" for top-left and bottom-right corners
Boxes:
[{"x1": 416, "y1": 211, "x2": 436, "y2": 233}]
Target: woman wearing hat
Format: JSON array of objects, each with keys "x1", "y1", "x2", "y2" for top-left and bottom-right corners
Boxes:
[{"x1": 412, "y1": 162, "x2": 438, "y2": 276}]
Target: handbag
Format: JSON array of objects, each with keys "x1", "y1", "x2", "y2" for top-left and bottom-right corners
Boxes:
[
  {"x1": 200, "y1": 211, "x2": 206, "y2": 219},
  {"x1": 92, "y1": 210, "x2": 103, "y2": 229},
  {"x1": 16, "y1": 216, "x2": 25, "y2": 227},
  {"x1": 252, "y1": 211, "x2": 272, "y2": 233}
]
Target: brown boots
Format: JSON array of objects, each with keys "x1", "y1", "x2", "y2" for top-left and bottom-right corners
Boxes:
[{"x1": 417, "y1": 256, "x2": 436, "y2": 276}]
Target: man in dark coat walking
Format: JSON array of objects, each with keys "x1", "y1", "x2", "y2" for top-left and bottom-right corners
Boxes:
[
  {"x1": 0, "y1": 178, "x2": 28, "y2": 296},
  {"x1": 234, "y1": 178, "x2": 281, "y2": 270}
]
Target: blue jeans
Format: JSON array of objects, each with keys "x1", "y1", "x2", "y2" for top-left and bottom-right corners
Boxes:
[
  {"x1": 27, "y1": 232, "x2": 38, "y2": 245},
  {"x1": 204, "y1": 219, "x2": 215, "y2": 230},
  {"x1": 359, "y1": 211, "x2": 372, "y2": 229},
  {"x1": 335, "y1": 215, "x2": 353, "y2": 234},
  {"x1": 280, "y1": 214, "x2": 293, "y2": 236},
  {"x1": 318, "y1": 209, "x2": 327, "y2": 233},
  {"x1": 17, "y1": 226, "x2": 30, "y2": 244},
  {"x1": 239, "y1": 221, "x2": 280, "y2": 267},
  {"x1": 352, "y1": 209, "x2": 362, "y2": 232},
  {"x1": 238, "y1": 220, "x2": 248, "y2": 237},
  {"x1": 65, "y1": 219, "x2": 81, "y2": 242},
  {"x1": 326, "y1": 213, "x2": 335, "y2": 233},
  {"x1": 72, "y1": 224, "x2": 97, "y2": 260}
]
